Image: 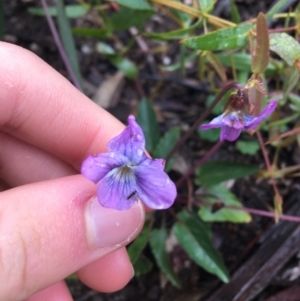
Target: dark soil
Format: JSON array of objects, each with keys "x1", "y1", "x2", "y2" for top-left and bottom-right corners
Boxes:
[{"x1": 3, "y1": 1, "x2": 300, "y2": 301}]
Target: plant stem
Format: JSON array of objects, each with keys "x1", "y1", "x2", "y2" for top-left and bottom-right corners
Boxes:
[
  {"x1": 197, "y1": 200, "x2": 300, "y2": 223},
  {"x1": 176, "y1": 140, "x2": 223, "y2": 188},
  {"x1": 166, "y1": 81, "x2": 242, "y2": 161},
  {"x1": 41, "y1": 0, "x2": 82, "y2": 91}
]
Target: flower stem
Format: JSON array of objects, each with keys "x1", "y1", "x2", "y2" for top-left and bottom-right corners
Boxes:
[
  {"x1": 176, "y1": 140, "x2": 223, "y2": 188},
  {"x1": 166, "y1": 82, "x2": 243, "y2": 161},
  {"x1": 256, "y1": 131, "x2": 282, "y2": 204},
  {"x1": 41, "y1": 0, "x2": 82, "y2": 91}
]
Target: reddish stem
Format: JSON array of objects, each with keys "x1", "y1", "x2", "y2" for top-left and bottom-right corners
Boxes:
[{"x1": 176, "y1": 140, "x2": 223, "y2": 188}]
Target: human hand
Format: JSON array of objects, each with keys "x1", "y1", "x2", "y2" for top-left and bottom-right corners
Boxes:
[{"x1": 0, "y1": 42, "x2": 145, "y2": 301}]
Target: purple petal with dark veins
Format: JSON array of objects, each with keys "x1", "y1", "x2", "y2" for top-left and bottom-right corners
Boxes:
[
  {"x1": 107, "y1": 115, "x2": 146, "y2": 164},
  {"x1": 134, "y1": 166, "x2": 176, "y2": 209},
  {"x1": 81, "y1": 153, "x2": 129, "y2": 183},
  {"x1": 97, "y1": 167, "x2": 138, "y2": 210},
  {"x1": 220, "y1": 125, "x2": 241, "y2": 141},
  {"x1": 244, "y1": 101, "x2": 278, "y2": 130}
]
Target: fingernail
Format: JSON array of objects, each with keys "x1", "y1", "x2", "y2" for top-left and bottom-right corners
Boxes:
[{"x1": 85, "y1": 196, "x2": 144, "y2": 249}]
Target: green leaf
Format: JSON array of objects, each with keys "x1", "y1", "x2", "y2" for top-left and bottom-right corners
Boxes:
[
  {"x1": 284, "y1": 68, "x2": 300, "y2": 101},
  {"x1": 153, "y1": 127, "x2": 180, "y2": 171},
  {"x1": 72, "y1": 27, "x2": 111, "y2": 38},
  {"x1": 216, "y1": 52, "x2": 277, "y2": 74},
  {"x1": 288, "y1": 93, "x2": 300, "y2": 112},
  {"x1": 96, "y1": 42, "x2": 116, "y2": 55},
  {"x1": 128, "y1": 223, "x2": 151, "y2": 264},
  {"x1": 182, "y1": 23, "x2": 252, "y2": 51},
  {"x1": 107, "y1": 0, "x2": 153, "y2": 10},
  {"x1": 269, "y1": 33, "x2": 300, "y2": 66},
  {"x1": 56, "y1": 0, "x2": 83, "y2": 89},
  {"x1": 28, "y1": 5, "x2": 88, "y2": 18},
  {"x1": 198, "y1": 0, "x2": 214, "y2": 12},
  {"x1": 198, "y1": 127, "x2": 220, "y2": 142},
  {"x1": 205, "y1": 94, "x2": 224, "y2": 115},
  {"x1": 174, "y1": 210, "x2": 229, "y2": 282},
  {"x1": 111, "y1": 6, "x2": 153, "y2": 31},
  {"x1": 143, "y1": 20, "x2": 202, "y2": 41},
  {"x1": 110, "y1": 56, "x2": 138, "y2": 79},
  {"x1": 251, "y1": 12, "x2": 269, "y2": 74},
  {"x1": 133, "y1": 255, "x2": 153, "y2": 276},
  {"x1": 230, "y1": 0, "x2": 240, "y2": 23},
  {"x1": 195, "y1": 161, "x2": 259, "y2": 186},
  {"x1": 236, "y1": 140, "x2": 260, "y2": 155},
  {"x1": 136, "y1": 98, "x2": 160, "y2": 152},
  {"x1": 266, "y1": 0, "x2": 289, "y2": 22},
  {"x1": 96, "y1": 42, "x2": 138, "y2": 79},
  {"x1": 199, "y1": 184, "x2": 252, "y2": 223},
  {"x1": 150, "y1": 228, "x2": 181, "y2": 287}
]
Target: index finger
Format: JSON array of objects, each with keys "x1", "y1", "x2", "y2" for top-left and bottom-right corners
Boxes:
[{"x1": 0, "y1": 42, "x2": 125, "y2": 168}]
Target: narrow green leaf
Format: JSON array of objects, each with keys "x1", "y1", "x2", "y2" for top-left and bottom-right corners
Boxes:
[
  {"x1": 72, "y1": 27, "x2": 111, "y2": 38},
  {"x1": 266, "y1": 0, "x2": 289, "y2": 22},
  {"x1": 137, "y1": 98, "x2": 160, "y2": 152},
  {"x1": 270, "y1": 33, "x2": 300, "y2": 66},
  {"x1": 236, "y1": 140, "x2": 260, "y2": 155},
  {"x1": 28, "y1": 5, "x2": 88, "y2": 18},
  {"x1": 182, "y1": 23, "x2": 252, "y2": 51},
  {"x1": 230, "y1": 0, "x2": 240, "y2": 23},
  {"x1": 150, "y1": 228, "x2": 181, "y2": 287},
  {"x1": 111, "y1": 7, "x2": 153, "y2": 31},
  {"x1": 107, "y1": 0, "x2": 153, "y2": 10},
  {"x1": 174, "y1": 210, "x2": 229, "y2": 282},
  {"x1": 56, "y1": 0, "x2": 83, "y2": 89},
  {"x1": 110, "y1": 56, "x2": 138, "y2": 79},
  {"x1": 96, "y1": 42, "x2": 115, "y2": 55},
  {"x1": 195, "y1": 161, "x2": 259, "y2": 186},
  {"x1": 144, "y1": 20, "x2": 202, "y2": 41},
  {"x1": 0, "y1": 0, "x2": 4, "y2": 39},
  {"x1": 96, "y1": 42, "x2": 138, "y2": 79},
  {"x1": 199, "y1": 184, "x2": 252, "y2": 223},
  {"x1": 128, "y1": 223, "x2": 151, "y2": 264},
  {"x1": 288, "y1": 93, "x2": 300, "y2": 112},
  {"x1": 133, "y1": 255, "x2": 153, "y2": 276},
  {"x1": 252, "y1": 12, "x2": 269, "y2": 74},
  {"x1": 153, "y1": 127, "x2": 180, "y2": 171}
]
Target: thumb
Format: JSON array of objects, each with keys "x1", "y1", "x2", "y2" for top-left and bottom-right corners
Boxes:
[{"x1": 0, "y1": 175, "x2": 144, "y2": 301}]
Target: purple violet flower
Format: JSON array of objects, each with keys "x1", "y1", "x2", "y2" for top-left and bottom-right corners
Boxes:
[
  {"x1": 199, "y1": 101, "x2": 278, "y2": 142},
  {"x1": 81, "y1": 115, "x2": 177, "y2": 211}
]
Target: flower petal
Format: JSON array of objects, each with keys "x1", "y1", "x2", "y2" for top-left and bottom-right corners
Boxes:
[
  {"x1": 97, "y1": 167, "x2": 138, "y2": 210},
  {"x1": 220, "y1": 125, "x2": 241, "y2": 141},
  {"x1": 139, "y1": 158, "x2": 166, "y2": 171},
  {"x1": 200, "y1": 115, "x2": 224, "y2": 130},
  {"x1": 81, "y1": 153, "x2": 128, "y2": 183},
  {"x1": 107, "y1": 115, "x2": 146, "y2": 164},
  {"x1": 222, "y1": 111, "x2": 245, "y2": 129},
  {"x1": 134, "y1": 166, "x2": 176, "y2": 209},
  {"x1": 244, "y1": 101, "x2": 278, "y2": 130}
]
